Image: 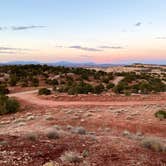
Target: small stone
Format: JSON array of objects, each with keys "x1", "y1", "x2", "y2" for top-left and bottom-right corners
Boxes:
[
  {"x1": 17, "y1": 122, "x2": 26, "y2": 126},
  {"x1": 27, "y1": 116, "x2": 35, "y2": 121},
  {"x1": 52, "y1": 125, "x2": 60, "y2": 130},
  {"x1": 80, "y1": 119, "x2": 85, "y2": 122},
  {"x1": 13, "y1": 118, "x2": 25, "y2": 124},
  {"x1": 123, "y1": 130, "x2": 130, "y2": 136},
  {"x1": 43, "y1": 161, "x2": 59, "y2": 166},
  {"x1": 45, "y1": 116, "x2": 54, "y2": 121},
  {"x1": 66, "y1": 125, "x2": 73, "y2": 130},
  {"x1": 136, "y1": 131, "x2": 143, "y2": 137}
]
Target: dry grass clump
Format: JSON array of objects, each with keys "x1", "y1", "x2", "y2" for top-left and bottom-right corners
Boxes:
[
  {"x1": 0, "y1": 141, "x2": 8, "y2": 146},
  {"x1": 25, "y1": 132, "x2": 38, "y2": 141},
  {"x1": 60, "y1": 151, "x2": 83, "y2": 164},
  {"x1": 46, "y1": 129, "x2": 60, "y2": 139},
  {"x1": 141, "y1": 137, "x2": 166, "y2": 152},
  {"x1": 43, "y1": 161, "x2": 60, "y2": 166},
  {"x1": 52, "y1": 125, "x2": 61, "y2": 130},
  {"x1": 71, "y1": 127, "x2": 86, "y2": 135}
]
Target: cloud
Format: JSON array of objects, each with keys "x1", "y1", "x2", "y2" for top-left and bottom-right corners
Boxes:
[
  {"x1": 0, "y1": 47, "x2": 30, "y2": 51},
  {"x1": 0, "y1": 27, "x2": 7, "y2": 31},
  {"x1": 55, "y1": 45, "x2": 65, "y2": 48},
  {"x1": 0, "y1": 26, "x2": 46, "y2": 31},
  {"x1": 0, "y1": 51, "x2": 17, "y2": 54},
  {"x1": 11, "y1": 25, "x2": 46, "y2": 31},
  {"x1": 56, "y1": 45, "x2": 124, "y2": 51},
  {"x1": 69, "y1": 46, "x2": 103, "y2": 52},
  {"x1": 155, "y1": 37, "x2": 166, "y2": 40},
  {"x1": 135, "y1": 22, "x2": 142, "y2": 27},
  {"x1": 0, "y1": 46, "x2": 34, "y2": 55},
  {"x1": 79, "y1": 55, "x2": 92, "y2": 58},
  {"x1": 99, "y1": 46, "x2": 124, "y2": 49}
]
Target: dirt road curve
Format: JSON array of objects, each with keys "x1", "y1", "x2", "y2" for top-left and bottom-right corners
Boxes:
[{"x1": 9, "y1": 90, "x2": 166, "y2": 106}]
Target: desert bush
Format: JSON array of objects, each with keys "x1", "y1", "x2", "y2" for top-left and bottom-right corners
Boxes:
[
  {"x1": 6, "y1": 98, "x2": 20, "y2": 113},
  {"x1": 64, "y1": 81, "x2": 94, "y2": 95},
  {"x1": 155, "y1": 110, "x2": 166, "y2": 120},
  {"x1": 21, "y1": 80, "x2": 29, "y2": 87},
  {"x1": 9, "y1": 75, "x2": 18, "y2": 86},
  {"x1": 31, "y1": 78, "x2": 39, "y2": 87},
  {"x1": 71, "y1": 127, "x2": 86, "y2": 135},
  {"x1": 75, "y1": 82, "x2": 94, "y2": 94},
  {"x1": 60, "y1": 151, "x2": 83, "y2": 164},
  {"x1": 124, "y1": 90, "x2": 131, "y2": 96},
  {"x1": 0, "y1": 84, "x2": 9, "y2": 95},
  {"x1": 94, "y1": 84, "x2": 105, "y2": 94},
  {"x1": 102, "y1": 77, "x2": 109, "y2": 84},
  {"x1": 106, "y1": 83, "x2": 115, "y2": 89},
  {"x1": 38, "y1": 88, "x2": 51, "y2": 95},
  {"x1": 46, "y1": 129, "x2": 60, "y2": 139},
  {"x1": 139, "y1": 82, "x2": 152, "y2": 94},
  {"x1": 51, "y1": 79, "x2": 59, "y2": 85},
  {"x1": 141, "y1": 137, "x2": 165, "y2": 152},
  {"x1": 113, "y1": 81, "x2": 129, "y2": 94},
  {"x1": 25, "y1": 132, "x2": 38, "y2": 141},
  {"x1": 0, "y1": 95, "x2": 20, "y2": 115}
]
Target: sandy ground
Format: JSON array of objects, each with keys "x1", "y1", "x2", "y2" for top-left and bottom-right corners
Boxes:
[{"x1": 0, "y1": 91, "x2": 165, "y2": 166}]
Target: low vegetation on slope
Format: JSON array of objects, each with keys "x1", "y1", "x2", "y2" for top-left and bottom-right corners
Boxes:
[
  {"x1": 113, "y1": 72, "x2": 166, "y2": 94},
  {"x1": 0, "y1": 65, "x2": 165, "y2": 95}
]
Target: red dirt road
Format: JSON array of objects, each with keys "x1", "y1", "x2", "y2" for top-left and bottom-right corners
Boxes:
[{"x1": 9, "y1": 90, "x2": 166, "y2": 106}]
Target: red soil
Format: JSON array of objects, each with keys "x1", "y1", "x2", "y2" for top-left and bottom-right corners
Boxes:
[{"x1": 0, "y1": 91, "x2": 165, "y2": 165}]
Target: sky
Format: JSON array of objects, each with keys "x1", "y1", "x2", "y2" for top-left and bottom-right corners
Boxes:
[{"x1": 0, "y1": 0, "x2": 166, "y2": 64}]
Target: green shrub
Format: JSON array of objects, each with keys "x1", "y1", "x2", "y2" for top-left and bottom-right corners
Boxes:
[
  {"x1": 46, "y1": 79, "x2": 59, "y2": 85},
  {"x1": 9, "y1": 75, "x2": 18, "y2": 86},
  {"x1": 31, "y1": 78, "x2": 39, "y2": 87},
  {"x1": 113, "y1": 81, "x2": 129, "y2": 94},
  {"x1": 38, "y1": 88, "x2": 51, "y2": 95},
  {"x1": 0, "y1": 84, "x2": 9, "y2": 95},
  {"x1": 155, "y1": 110, "x2": 166, "y2": 120},
  {"x1": 6, "y1": 98, "x2": 20, "y2": 113},
  {"x1": 21, "y1": 79, "x2": 29, "y2": 87},
  {"x1": 65, "y1": 81, "x2": 94, "y2": 95},
  {"x1": 124, "y1": 90, "x2": 131, "y2": 96},
  {"x1": 94, "y1": 84, "x2": 105, "y2": 94},
  {"x1": 0, "y1": 95, "x2": 20, "y2": 115},
  {"x1": 102, "y1": 77, "x2": 109, "y2": 84},
  {"x1": 106, "y1": 83, "x2": 115, "y2": 89}
]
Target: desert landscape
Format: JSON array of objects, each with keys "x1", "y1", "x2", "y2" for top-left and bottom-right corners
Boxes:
[
  {"x1": 0, "y1": 64, "x2": 165, "y2": 166},
  {"x1": 1, "y1": 1, "x2": 166, "y2": 165}
]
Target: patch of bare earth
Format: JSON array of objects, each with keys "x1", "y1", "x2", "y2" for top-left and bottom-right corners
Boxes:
[{"x1": 0, "y1": 92, "x2": 166, "y2": 165}]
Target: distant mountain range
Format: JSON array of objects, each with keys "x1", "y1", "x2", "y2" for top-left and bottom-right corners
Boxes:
[{"x1": 0, "y1": 61, "x2": 123, "y2": 67}]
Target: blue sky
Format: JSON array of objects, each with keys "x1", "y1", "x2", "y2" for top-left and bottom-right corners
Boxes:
[{"x1": 0, "y1": 0, "x2": 166, "y2": 64}]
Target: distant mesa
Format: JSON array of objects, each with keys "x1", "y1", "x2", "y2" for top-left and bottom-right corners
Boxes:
[{"x1": 0, "y1": 61, "x2": 122, "y2": 67}]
